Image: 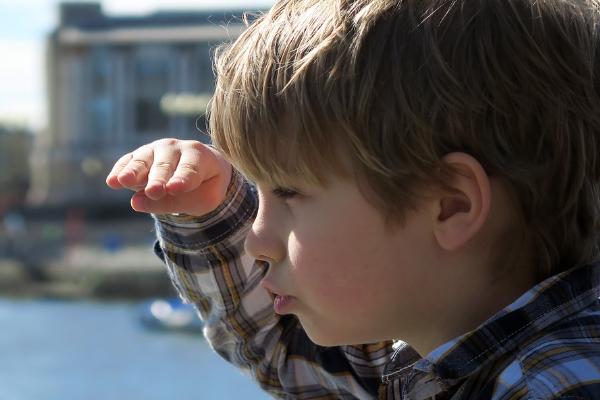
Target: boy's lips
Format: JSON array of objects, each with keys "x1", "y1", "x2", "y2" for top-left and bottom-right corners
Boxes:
[
  {"x1": 261, "y1": 279, "x2": 294, "y2": 315},
  {"x1": 273, "y1": 294, "x2": 293, "y2": 315},
  {"x1": 260, "y1": 279, "x2": 285, "y2": 297}
]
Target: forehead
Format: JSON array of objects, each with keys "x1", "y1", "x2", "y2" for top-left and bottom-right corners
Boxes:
[
  {"x1": 210, "y1": 88, "x2": 354, "y2": 188},
  {"x1": 227, "y1": 134, "x2": 353, "y2": 190}
]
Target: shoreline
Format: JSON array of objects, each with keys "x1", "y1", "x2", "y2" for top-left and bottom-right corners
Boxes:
[{"x1": 0, "y1": 245, "x2": 176, "y2": 300}]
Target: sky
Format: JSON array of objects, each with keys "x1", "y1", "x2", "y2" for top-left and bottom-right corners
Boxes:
[{"x1": 0, "y1": 0, "x2": 276, "y2": 131}]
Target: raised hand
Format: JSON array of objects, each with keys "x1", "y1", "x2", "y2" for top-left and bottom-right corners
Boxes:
[{"x1": 106, "y1": 139, "x2": 232, "y2": 216}]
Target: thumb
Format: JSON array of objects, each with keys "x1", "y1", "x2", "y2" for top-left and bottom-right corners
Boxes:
[
  {"x1": 130, "y1": 180, "x2": 225, "y2": 215},
  {"x1": 130, "y1": 191, "x2": 175, "y2": 214}
]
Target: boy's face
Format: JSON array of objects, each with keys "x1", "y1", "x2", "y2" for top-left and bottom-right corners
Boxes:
[{"x1": 246, "y1": 173, "x2": 438, "y2": 346}]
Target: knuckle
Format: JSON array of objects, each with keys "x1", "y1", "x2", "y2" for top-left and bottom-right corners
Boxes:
[
  {"x1": 186, "y1": 140, "x2": 205, "y2": 151},
  {"x1": 158, "y1": 138, "x2": 179, "y2": 148},
  {"x1": 152, "y1": 162, "x2": 174, "y2": 173},
  {"x1": 177, "y1": 162, "x2": 200, "y2": 174},
  {"x1": 130, "y1": 158, "x2": 149, "y2": 170},
  {"x1": 116, "y1": 153, "x2": 133, "y2": 165}
]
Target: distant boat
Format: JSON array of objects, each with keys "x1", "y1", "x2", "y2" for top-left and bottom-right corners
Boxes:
[{"x1": 138, "y1": 297, "x2": 204, "y2": 333}]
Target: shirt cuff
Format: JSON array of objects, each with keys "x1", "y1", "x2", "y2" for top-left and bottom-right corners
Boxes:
[{"x1": 152, "y1": 168, "x2": 258, "y2": 250}]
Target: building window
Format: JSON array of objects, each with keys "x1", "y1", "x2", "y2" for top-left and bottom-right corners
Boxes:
[
  {"x1": 89, "y1": 46, "x2": 112, "y2": 140},
  {"x1": 197, "y1": 43, "x2": 216, "y2": 93},
  {"x1": 133, "y1": 45, "x2": 170, "y2": 134}
]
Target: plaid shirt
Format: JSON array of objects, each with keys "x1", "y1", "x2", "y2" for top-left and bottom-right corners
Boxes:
[{"x1": 153, "y1": 169, "x2": 600, "y2": 400}]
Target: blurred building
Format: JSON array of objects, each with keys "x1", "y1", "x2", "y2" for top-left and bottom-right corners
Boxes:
[
  {"x1": 29, "y1": 2, "x2": 259, "y2": 211},
  {"x1": 0, "y1": 125, "x2": 32, "y2": 214}
]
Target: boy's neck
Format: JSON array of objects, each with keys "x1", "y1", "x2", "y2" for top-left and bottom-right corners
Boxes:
[
  {"x1": 417, "y1": 260, "x2": 537, "y2": 356},
  {"x1": 412, "y1": 178, "x2": 537, "y2": 356}
]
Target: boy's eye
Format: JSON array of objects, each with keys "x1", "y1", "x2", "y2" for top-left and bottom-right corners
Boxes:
[{"x1": 272, "y1": 187, "x2": 299, "y2": 200}]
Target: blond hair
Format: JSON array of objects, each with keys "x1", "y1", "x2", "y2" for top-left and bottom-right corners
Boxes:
[{"x1": 209, "y1": 0, "x2": 600, "y2": 279}]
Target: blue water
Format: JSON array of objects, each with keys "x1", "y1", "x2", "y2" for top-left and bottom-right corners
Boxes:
[{"x1": 0, "y1": 298, "x2": 273, "y2": 400}]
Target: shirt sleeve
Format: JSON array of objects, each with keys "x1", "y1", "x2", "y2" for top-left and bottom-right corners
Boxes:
[{"x1": 153, "y1": 168, "x2": 394, "y2": 400}]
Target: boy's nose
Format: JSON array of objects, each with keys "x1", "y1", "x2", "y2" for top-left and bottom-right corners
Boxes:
[{"x1": 244, "y1": 205, "x2": 286, "y2": 264}]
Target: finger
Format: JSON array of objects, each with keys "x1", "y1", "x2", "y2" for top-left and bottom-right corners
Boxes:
[
  {"x1": 117, "y1": 147, "x2": 154, "y2": 190},
  {"x1": 106, "y1": 153, "x2": 133, "y2": 189},
  {"x1": 165, "y1": 143, "x2": 206, "y2": 195},
  {"x1": 130, "y1": 191, "x2": 151, "y2": 213},
  {"x1": 144, "y1": 147, "x2": 182, "y2": 200},
  {"x1": 131, "y1": 179, "x2": 222, "y2": 216},
  {"x1": 131, "y1": 191, "x2": 176, "y2": 214}
]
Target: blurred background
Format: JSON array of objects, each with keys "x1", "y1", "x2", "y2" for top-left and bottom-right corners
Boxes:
[{"x1": 0, "y1": 1, "x2": 275, "y2": 398}]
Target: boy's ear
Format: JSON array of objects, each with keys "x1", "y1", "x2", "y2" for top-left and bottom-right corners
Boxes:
[{"x1": 431, "y1": 152, "x2": 491, "y2": 252}]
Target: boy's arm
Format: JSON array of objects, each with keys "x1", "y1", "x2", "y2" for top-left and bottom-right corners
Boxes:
[{"x1": 153, "y1": 168, "x2": 394, "y2": 399}]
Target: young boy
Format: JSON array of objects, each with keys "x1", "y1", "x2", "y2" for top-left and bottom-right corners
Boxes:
[{"x1": 106, "y1": 0, "x2": 600, "y2": 398}]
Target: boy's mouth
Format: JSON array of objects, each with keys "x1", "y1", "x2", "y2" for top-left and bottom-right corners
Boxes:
[
  {"x1": 261, "y1": 280, "x2": 294, "y2": 314},
  {"x1": 260, "y1": 280, "x2": 282, "y2": 297},
  {"x1": 273, "y1": 294, "x2": 293, "y2": 315}
]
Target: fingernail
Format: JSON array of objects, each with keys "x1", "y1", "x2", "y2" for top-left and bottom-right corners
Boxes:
[
  {"x1": 148, "y1": 180, "x2": 165, "y2": 190},
  {"x1": 168, "y1": 177, "x2": 187, "y2": 185}
]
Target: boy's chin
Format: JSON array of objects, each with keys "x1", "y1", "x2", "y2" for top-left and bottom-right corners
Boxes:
[{"x1": 302, "y1": 325, "x2": 365, "y2": 347}]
